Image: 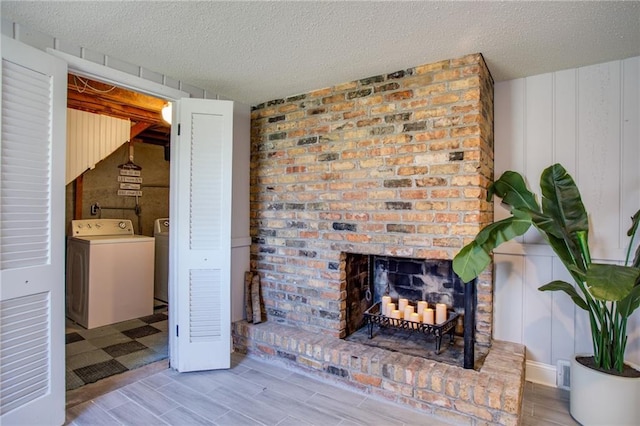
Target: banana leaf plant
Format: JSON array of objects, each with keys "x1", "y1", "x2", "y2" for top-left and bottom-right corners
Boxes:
[{"x1": 453, "y1": 163, "x2": 640, "y2": 373}]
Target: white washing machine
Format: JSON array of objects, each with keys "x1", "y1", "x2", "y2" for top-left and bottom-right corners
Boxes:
[
  {"x1": 153, "y1": 218, "x2": 169, "y2": 303},
  {"x1": 66, "y1": 219, "x2": 155, "y2": 329}
]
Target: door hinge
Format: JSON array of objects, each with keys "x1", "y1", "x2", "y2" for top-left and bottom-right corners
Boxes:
[
  {"x1": 176, "y1": 324, "x2": 179, "y2": 337},
  {"x1": 177, "y1": 123, "x2": 181, "y2": 135}
]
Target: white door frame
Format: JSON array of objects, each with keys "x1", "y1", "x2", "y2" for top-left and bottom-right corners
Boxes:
[{"x1": 46, "y1": 49, "x2": 191, "y2": 365}]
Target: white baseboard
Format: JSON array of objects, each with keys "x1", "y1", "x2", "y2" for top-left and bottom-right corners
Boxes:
[{"x1": 526, "y1": 360, "x2": 557, "y2": 387}]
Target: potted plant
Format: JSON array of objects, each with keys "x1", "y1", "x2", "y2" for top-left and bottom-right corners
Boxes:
[{"x1": 452, "y1": 163, "x2": 640, "y2": 425}]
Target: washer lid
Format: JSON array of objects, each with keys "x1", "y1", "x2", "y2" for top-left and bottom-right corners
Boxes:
[{"x1": 70, "y1": 234, "x2": 154, "y2": 244}]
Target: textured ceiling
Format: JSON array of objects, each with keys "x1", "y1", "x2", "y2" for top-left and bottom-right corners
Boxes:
[{"x1": 2, "y1": 1, "x2": 639, "y2": 106}]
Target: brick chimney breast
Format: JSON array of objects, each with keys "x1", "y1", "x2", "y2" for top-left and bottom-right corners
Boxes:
[{"x1": 250, "y1": 53, "x2": 494, "y2": 346}]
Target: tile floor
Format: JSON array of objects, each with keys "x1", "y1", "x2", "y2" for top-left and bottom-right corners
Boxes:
[
  {"x1": 66, "y1": 353, "x2": 456, "y2": 425},
  {"x1": 65, "y1": 309, "x2": 168, "y2": 391},
  {"x1": 65, "y1": 352, "x2": 579, "y2": 426}
]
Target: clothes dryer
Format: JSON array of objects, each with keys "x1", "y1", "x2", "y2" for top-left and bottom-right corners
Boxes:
[
  {"x1": 153, "y1": 218, "x2": 169, "y2": 303},
  {"x1": 66, "y1": 219, "x2": 155, "y2": 329}
]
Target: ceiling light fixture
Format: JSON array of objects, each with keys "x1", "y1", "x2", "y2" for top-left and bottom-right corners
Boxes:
[{"x1": 161, "y1": 103, "x2": 172, "y2": 125}]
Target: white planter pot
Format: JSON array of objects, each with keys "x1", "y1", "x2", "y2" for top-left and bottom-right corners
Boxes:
[{"x1": 570, "y1": 355, "x2": 640, "y2": 425}]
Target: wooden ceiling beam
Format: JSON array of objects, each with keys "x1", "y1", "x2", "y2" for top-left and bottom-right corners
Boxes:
[
  {"x1": 67, "y1": 91, "x2": 165, "y2": 124},
  {"x1": 130, "y1": 122, "x2": 153, "y2": 138},
  {"x1": 68, "y1": 75, "x2": 166, "y2": 111}
]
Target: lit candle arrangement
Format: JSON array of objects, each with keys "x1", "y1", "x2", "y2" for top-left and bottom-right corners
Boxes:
[{"x1": 379, "y1": 298, "x2": 450, "y2": 328}]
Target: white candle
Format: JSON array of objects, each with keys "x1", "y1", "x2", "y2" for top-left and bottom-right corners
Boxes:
[
  {"x1": 404, "y1": 305, "x2": 414, "y2": 320},
  {"x1": 390, "y1": 309, "x2": 401, "y2": 320},
  {"x1": 422, "y1": 308, "x2": 434, "y2": 325},
  {"x1": 386, "y1": 302, "x2": 396, "y2": 317},
  {"x1": 410, "y1": 312, "x2": 420, "y2": 328},
  {"x1": 381, "y1": 296, "x2": 392, "y2": 315},
  {"x1": 417, "y1": 301, "x2": 428, "y2": 316},
  {"x1": 398, "y1": 298, "x2": 408, "y2": 312},
  {"x1": 436, "y1": 303, "x2": 447, "y2": 324}
]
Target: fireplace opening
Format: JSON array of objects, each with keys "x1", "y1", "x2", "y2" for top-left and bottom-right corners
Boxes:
[{"x1": 343, "y1": 252, "x2": 479, "y2": 369}]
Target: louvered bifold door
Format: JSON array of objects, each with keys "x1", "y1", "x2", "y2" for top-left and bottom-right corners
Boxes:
[
  {"x1": 1, "y1": 36, "x2": 66, "y2": 424},
  {"x1": 172, "y1": 99, "x2": 233, "y2": 372}
]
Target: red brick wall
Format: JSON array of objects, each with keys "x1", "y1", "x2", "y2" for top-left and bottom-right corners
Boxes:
[{"x1": 250, "y1": 53, "x2": 494, "y2": 344}]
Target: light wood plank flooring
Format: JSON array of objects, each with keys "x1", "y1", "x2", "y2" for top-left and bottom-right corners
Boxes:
[{"x1": 65, "y1": 354, "x2": 578, "y2": 426}]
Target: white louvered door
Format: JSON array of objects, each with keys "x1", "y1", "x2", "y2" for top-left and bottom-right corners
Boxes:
[
  {"x1": 0, "y1": 36, "x2": 66, "y2": 424},
  {"x1": 171, "y1": 99, "x2": 233, "y2": 372}
]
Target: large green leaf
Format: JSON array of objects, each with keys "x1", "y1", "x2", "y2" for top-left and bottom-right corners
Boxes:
[
  {"x1": 488, "y1": 171, "x2": 540, "y2": 212},
  {"x1": 537, "y1": 164, "x2": 590, "y2": 272},
  {"x1": 617, "y1": 283, "x2": 640, "y2": 319},
  {"x1": 539, "y1": 280, "x2": 589, "y2": 310},
  {"x1": 540, "y1": 164, "x2": 589, "y2": 236},
  {"x1": 474, "y1": 210, "x2": 533, "y2": 247},
  {"x1": 527, "y1": 210, "x2": 578, "y2": 265},
  {"x1": 452, "y1": 242, "x2": 491, "y2": 284},
  {"x1": 453, "y1": 214, "x2": 533, "y2": 283},
  {"x1": 586, "y1": 263, "x2": 640, "y2": 302}
]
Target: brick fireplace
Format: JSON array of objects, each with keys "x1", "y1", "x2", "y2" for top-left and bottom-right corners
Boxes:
[{"x1": 234, "y1": 53, "x2": 525, "y2": 424}]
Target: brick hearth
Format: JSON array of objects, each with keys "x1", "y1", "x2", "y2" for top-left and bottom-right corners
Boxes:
[{"x1": 233, "y1": 321, "x2": 525, "y2": 425}]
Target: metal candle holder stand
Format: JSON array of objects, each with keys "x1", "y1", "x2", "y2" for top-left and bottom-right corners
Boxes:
[{"x1": 363, "y1": 302, "x2": 458, "y2": 354}]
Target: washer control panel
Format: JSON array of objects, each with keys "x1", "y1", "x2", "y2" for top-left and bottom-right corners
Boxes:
[{"x1": 71, "y1": 219, "x2": 134, "y2": 237}]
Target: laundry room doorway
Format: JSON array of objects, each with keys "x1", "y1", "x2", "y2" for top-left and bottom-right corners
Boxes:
[
  {"x1": 2, "y1": 36, "x2": 245, "y2": 422},
  {"x1": 64, "y1": 74, "x2": 174, "y2": 391},
  {"x1": 57, "y1": 50, "x2": 244, "y2": 388}
]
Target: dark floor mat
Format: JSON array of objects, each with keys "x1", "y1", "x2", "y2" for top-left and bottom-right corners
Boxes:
[
  {"x1": 102, "y1": 340, "x2": 148, "y2": 358},
  {"x1": 138, "y1": 313, "x2": 168, "y2": 324},
  {"x1": 65, "y1": 332, "x2": 85, "y2": 344},
  {"x1": 122, "y1": 325, "x2": 161, "y2": 339},
  {"x1": 74, "y1": 359, "x2": 128, "y2": 385},
  {"x1": 67, "y1": 311, "x2": 169, "y2": 392}
]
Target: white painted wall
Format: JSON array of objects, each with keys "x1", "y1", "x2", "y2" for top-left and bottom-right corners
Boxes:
[{"x1": 494, "y1": 56, "x2": 640, "y2": 385}]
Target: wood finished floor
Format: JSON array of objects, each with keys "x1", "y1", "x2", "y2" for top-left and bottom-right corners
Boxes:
[{"x1": 65, "y1": 354, "x2": 579, "y2": 426}]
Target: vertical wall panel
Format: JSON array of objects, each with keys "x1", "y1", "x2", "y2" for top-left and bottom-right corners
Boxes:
[
  {"x1": 524, "y1": 74, "x2": 555, "y2": 184},
  {"x1": 493, "y1": 254, "x2": 524, "y2": 344},
  {"x1": 550, "y1": 258, "x2": 578, "y2": 364},
  {"x1": 577, "y1": 62, "x2": 622, "y2": 252},
  {"x1": 621, "y1": 58, "x2": 640, "y2": 251},
  {"x1": 523, "y1": 74, "x2": 555, "y2": 245},
  {"x1": 494, "y1": 79, "x2": 525, "y2": 227},
  {"x1": 522, "y1": 256, "x2": 554, "y2": 363},
  {"x1": 553, "y1": 69, "x2": 578, "y2": 172}
]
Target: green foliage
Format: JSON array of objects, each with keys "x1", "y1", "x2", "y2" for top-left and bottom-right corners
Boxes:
[{"x1": 453, "y1": 163, "x2": 640, "y2": 373}]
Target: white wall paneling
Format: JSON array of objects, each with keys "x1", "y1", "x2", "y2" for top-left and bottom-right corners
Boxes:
[
  {"x1": 494, "y1": 56, "x2": 640, "y2": 385},
  {"x1": 66, "y1": 109, "x2": 130, "y2": 184},
  {"x1": 493, "y1": 254, "x2": 524, "y2": 344}
]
